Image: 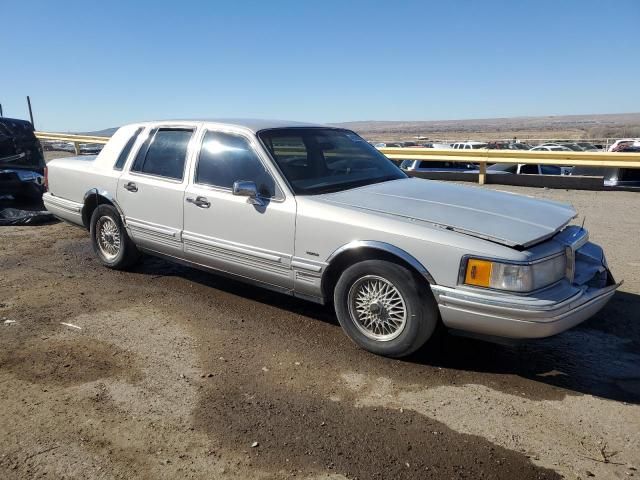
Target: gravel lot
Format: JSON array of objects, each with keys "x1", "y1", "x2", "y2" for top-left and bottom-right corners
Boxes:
[{"x1": 1, "y1": 184, "x2": 639, "y2": 479}]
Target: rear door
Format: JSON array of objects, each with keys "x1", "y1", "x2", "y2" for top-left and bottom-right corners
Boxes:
[
  {"x1": 182, "y1": 127, "x2": 296, "y2": 290},
  {"x1": 117, "y1": 124, "x2": 197, "y2": 256}
]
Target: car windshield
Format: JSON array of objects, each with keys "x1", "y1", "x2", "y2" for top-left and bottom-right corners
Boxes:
[
  {"x1": 259, "y1": 128, "x2": 406, "y2": 195},
  {"x1": 471, "y1": 143, "x2": 488, "y2": 149}
]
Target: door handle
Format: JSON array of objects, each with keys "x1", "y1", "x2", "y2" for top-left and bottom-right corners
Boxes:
[
  {"x1": 124, "y1": 181, "x2": 138, "y2": 192},
  {"x1": 186, "y1": 196, "x2": 211, "y2": 208}
]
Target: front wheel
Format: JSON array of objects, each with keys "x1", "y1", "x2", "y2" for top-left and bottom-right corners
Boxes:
[
  {"x1": 90, "y1": 204, "x2": 140, "y2": 269},
  {"x1": 334, "y1": 260, "x2": 438, "y2": 357}
]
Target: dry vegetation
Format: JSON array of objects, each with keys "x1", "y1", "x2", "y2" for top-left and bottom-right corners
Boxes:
[{"x1": 333, "y1": 112, "x2": 640, "y2": 142}]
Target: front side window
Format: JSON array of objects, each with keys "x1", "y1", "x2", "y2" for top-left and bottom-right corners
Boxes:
[
  {"x1": 259, "y1": 128, "x2": 405, "y2": 195},
  {"x1": 114, "y1": 127, "x2": 143, "y2": 170},
  {"x1": 131, "y1": 128, "x2": 194, "y2": 180},
  {"x1": 195, "y1": 131, "x2": 276, "y2": 197}
]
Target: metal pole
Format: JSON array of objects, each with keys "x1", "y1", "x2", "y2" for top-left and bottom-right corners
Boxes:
[
  {"x1": 27, "y1": 96, "x2": 34, "y2": 128},
  {"x1": 0, "y1": 103, "x2": 3, "y2": 117}
]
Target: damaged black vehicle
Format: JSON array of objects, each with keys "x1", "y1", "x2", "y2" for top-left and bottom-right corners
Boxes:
[{"x1": 0, "y1": 117, "x2": 47, "y2": 203}]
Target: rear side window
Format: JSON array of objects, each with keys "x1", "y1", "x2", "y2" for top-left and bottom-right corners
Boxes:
[
  {"x1": 540, "y1": 165, "x2": 562, "y2": 175},
  {"x1": 114, "y1": 127, "x2": 143, "y2": 170},
  {"x1": 196, "y1": 131, "x2": 276, "y2": 197},
  {"x1": 131, "y1": 128, "x2": 194, "y2": 180}
]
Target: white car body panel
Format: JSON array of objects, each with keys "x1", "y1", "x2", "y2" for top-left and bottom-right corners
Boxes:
[{"x1": 43, "y1": 119, "x2": 619, "y2": 341}]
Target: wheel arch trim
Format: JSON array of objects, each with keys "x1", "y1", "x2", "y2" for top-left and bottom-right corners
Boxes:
[
  {"x1": 82, "y1": 188, "x2": 126, "y2": 228},
  {"x1": 324, "y1": 240, "x2": 436, "y2": 285}
]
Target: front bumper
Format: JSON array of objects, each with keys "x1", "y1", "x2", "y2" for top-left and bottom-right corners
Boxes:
[{"x1": 432, "y1": 240, "x2": 621, "y2": 339}]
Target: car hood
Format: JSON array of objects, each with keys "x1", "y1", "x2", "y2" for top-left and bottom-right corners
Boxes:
[{"x1": 318, "y1": 178, "x2": 577, "y2": 248}]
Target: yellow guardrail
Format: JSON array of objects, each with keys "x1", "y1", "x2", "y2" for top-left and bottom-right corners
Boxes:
[
  {"x1": 379, "y1": 147, "x2": 640, "y2": 184},
  {"x1": 34, "y1": 132, "x2": 640, "y2": 186},
  {"x1": 35, "y1": 131, "x2": 110, "y2": 155}
]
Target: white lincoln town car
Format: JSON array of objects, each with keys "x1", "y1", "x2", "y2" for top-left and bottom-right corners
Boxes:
[{"x1": 43, "y1": 120, "x2": 620, "y2": 357}]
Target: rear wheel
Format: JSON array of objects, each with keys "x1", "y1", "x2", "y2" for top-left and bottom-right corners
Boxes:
[
  {"x1": 334, "y1": 259, "x2": 438, "y2": 357},
  {"x1": 90, "y1": 204, "x2": 140, "y2": 269}
]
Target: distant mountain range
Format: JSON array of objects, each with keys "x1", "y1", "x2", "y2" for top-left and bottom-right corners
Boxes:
[
  {"x1": 331, "y1": 112, "x2": 640, "y2": 141},
  {"x1": 82, "y1": 112, "x2": 640, "y2": 141}
]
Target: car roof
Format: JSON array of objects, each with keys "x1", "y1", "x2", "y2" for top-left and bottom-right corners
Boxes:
[{"x1": 121, "y1": 118, "x2": 328, "y2": 134}]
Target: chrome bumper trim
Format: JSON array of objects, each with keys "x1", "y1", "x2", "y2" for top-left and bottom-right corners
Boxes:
[{"x1": 432, "y1": 281, "x2": 620, "y2": 339}]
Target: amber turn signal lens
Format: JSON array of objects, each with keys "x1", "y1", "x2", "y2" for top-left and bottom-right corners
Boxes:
[{"x1": 465, "y1": 259, "x2": 492, "y2": 287}]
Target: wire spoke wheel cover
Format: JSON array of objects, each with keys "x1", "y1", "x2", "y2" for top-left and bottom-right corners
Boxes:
[
  {"x1": 95, "y1": 215, "x2": 121, "y2": 261},
  {"x1": 347, "y1": 275, "x2": 408, "y2": 341}
]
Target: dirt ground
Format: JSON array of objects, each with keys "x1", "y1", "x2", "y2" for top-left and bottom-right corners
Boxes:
[{"x1": 1, "y1": 184, "x2": 639, "y2": 479}]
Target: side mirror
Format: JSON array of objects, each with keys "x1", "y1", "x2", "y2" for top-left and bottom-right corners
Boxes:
[{"x1": 232, "y1": 180, "x2": 265, "y2": 206}]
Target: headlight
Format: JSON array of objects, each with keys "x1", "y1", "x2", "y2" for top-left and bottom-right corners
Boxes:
[{"x1": 463, "y1": 255, "x2": 567, "y2": 292}]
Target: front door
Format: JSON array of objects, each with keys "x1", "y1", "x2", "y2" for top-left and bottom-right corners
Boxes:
[
  {"x1": 182, "y1": 128, "x2": 296, "y2": 290},
  {"x1": 117, "y1": 125, "x2": 197, "y2": 256}
]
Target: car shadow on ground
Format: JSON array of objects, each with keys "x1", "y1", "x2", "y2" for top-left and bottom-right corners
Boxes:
[
  {"x1": 135, "y1": 255, "x2": 640, "y2": 404},
  {"x1": 411, "y1": 290, "x2": 640, "y2": 404}
]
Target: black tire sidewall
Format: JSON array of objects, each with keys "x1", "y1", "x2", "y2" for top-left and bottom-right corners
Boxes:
[
  {"x1": 90, "y1": 204, "x2": 131, "y2": 268},
  {"x1": 334, "y1": 260, "x2": 438, "y2": 357}
]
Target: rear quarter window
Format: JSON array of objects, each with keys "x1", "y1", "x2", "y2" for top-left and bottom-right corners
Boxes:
[{"x1": 114, "y1": 127, "x2": 143, "y2": 170}]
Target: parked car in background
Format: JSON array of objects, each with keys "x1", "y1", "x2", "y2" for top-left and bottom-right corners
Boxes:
[
  {"x1": 560, "y1": 143, "x2": 586, "y2": 152},
  {"x1": 42, "y1": 119, "x2": 620, "y2": 357},
  {"x1": 465, "y1": 163, "x2": 570, "y2": 176},
  {"x1": 484, "y1": 163, "x2": 570, "y2": 175},
  {"x1": 374, "y1": 142, "x2": 404, "y2": 148},
  {"x1": 487, "y1": 141, "x2": 531, "y2": 150},
  {"x1": 0, "y1": 117, "x2": 47, "y2": 202},
  {"x1": 571, "y1": 145, "x2": 640, "y2": 187},
  {"x1": 400, "y1": 159, "x2": 476, "y2": 172},
  {"x1": 431, "y1": 142, "x2": 453, "y2": 149},
  {"x1": 576, "y1": 142, "x2": 600, "y2": 151},
  {"x1": 49, "y1": 141, "x2": 76, "y2": 153},
  {"x1": 530, "y1": 145, "x2": 572, "y2": 152},
  {"x1": 79, "y1": 143, "x2": 105, "y2": 155},
  {"x1": 608, "y1": 139, "x2": 640, "y2": 152},
  {"x1": 451, "y1": 141, "x2": 488, "y2": 149}
]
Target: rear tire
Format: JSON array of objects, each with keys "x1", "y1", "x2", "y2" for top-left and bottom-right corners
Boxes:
[
  {"x1": 90, "y1": 204, "x2": 140, "y2": 269},
  {"x1": 334, "y1": 259, "x2": 439, "y2": 357}
]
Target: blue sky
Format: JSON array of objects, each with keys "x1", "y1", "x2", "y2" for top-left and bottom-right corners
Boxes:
[{"x1": 1, "y1": 0, "x2": 638, "y2": 131}]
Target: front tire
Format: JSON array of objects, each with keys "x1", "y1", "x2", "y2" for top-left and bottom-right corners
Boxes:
[
  {"x1": 90, "y1": 204, "x2": 140, "y2": 269},
  {"x1": 334, "y1": 260, "x2": 438, "y2": 357}
]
